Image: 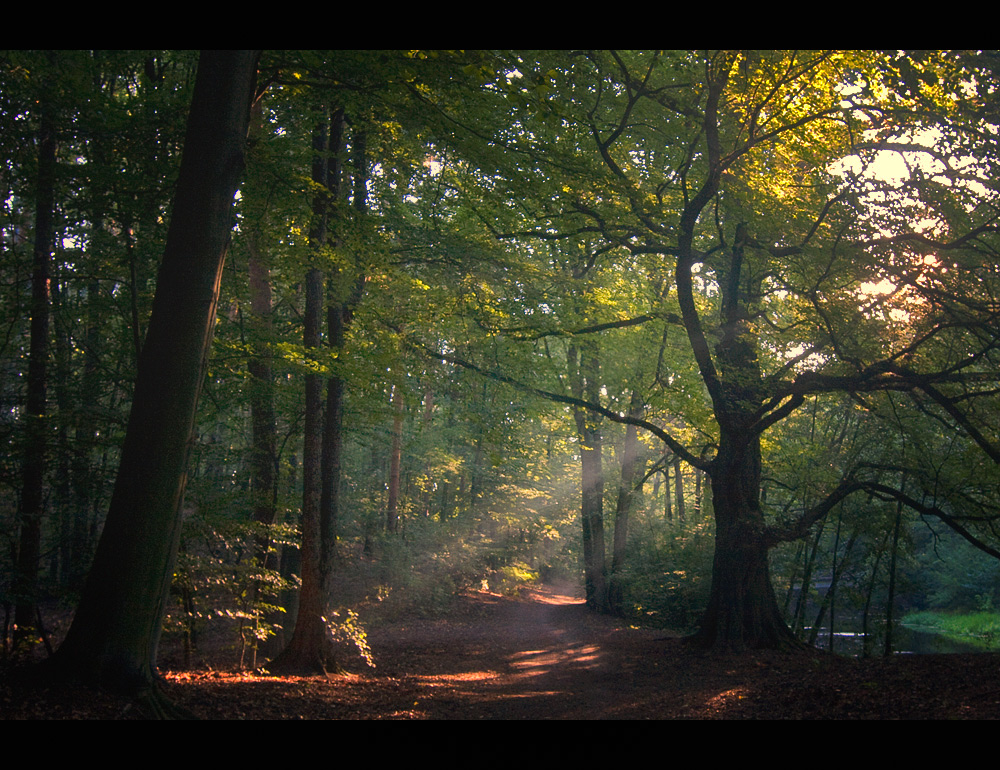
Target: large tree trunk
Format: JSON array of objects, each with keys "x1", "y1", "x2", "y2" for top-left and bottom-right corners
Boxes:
[
  {"x1": 690, "y1": 431, "x2": 801, "y2": 652},
  {"x1": 49, "y1": 50, "x2": 259, "y2": 699}
]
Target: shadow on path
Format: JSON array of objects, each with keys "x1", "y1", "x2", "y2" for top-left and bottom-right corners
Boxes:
[{"x1": 363, "y1": 584, "x2": 679, "y2": 719}]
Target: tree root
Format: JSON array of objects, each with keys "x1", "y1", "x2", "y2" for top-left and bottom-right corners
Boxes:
[{"x1": 133, "y1": 684, "x2": 200, "y2": 720}]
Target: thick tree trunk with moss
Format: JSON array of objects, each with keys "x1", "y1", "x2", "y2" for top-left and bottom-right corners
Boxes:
[{"x1": 49, "y1": 50, "x2": 259, "y2": 698}]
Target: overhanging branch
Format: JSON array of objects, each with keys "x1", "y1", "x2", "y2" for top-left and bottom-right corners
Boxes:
[{"x1": 404, "y1": 333, "x2": 709, "y2": 470}]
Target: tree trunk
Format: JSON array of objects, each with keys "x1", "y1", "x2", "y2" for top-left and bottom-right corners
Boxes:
[
  {"x1": 320, "y1": 107, "x2": 348, "y2": 561},
  {"x1": 663, "y1": 464, "x2": 672, "y2": 521},
  {"x1": 13, "y1": 96, "x2": 56, "y2": 652},
  {"x1": 268, "y1": 111, "x2": 331, "y2": 673},
  {"x1": 792, "y1": 518, "x2": 824, "y2": 635},
  {"x1": 50, "y1": 50, "x2": 259, "y2": 698},
  {"x1": 884, "y1": 493, "x2": 904, "y2": 657},
  {"x1": 245, "y1": 96, "x2": 279, "y2": 549},
  {"x1": 270, "y1": 106, "x2": 362, "y2": 675},
  {"x1": 247, "y1": 245, "x2": 278, "y2": 536},
  {"x1": 385, "y1": 384, "x2": 404, "y2": 534},
  {"x1": 569, "y1": 343, "x2": 608, "y2": 613},
  {"x1": 271, "y1": 267, "x2": 327, "y2": 673},
  {"x1": 673, "y1": 455, "x2": 686, "y2": 522},
  {"x1": 608, "y1": 389, "x2": 643, "y2": 614},
  {"x1": 690, "y1": 430, "x2": 801, "y2": 651}
]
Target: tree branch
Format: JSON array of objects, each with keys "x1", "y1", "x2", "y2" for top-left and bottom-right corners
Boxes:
[{"x1": 403, "y1": 333, "x2": 710, "y2": 470}]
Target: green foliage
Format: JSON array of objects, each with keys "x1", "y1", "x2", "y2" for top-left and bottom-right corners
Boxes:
[
  {"x1": 323, "y1": 609, "x2": 375, "y2": 669},
  {"x1": 612, "y1": 516, "x2": 716, "y2": 631},
  {"x1": 908, "y1": 523, "x2": 1000, "y2": 613},
  {"x1": 166, "y1": 512, "x2": 299, "y2": 670}
]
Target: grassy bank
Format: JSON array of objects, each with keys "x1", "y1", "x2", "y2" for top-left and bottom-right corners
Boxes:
[{"x1": 902, "y1": 610, "x2": 1000, "y2": 651}]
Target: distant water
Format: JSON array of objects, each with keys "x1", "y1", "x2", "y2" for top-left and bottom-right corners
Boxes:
[{"x1": 806, "y1": 624, "x2": 989, "y2": 656}]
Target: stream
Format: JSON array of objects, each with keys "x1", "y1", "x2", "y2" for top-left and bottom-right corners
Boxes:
[{"x1": 808, "y1": 622, "x2": 989, "y2": 656}]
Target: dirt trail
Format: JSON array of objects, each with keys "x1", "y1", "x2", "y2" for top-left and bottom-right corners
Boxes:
[
  {"x1": 360, "y1": 584, "x2": 680, "y2": 719},
  {"x1": 8, "y1": 584, "x2": 1000, "y2": 718},
  {"x1": 320, "y1": 585, "x2": 1000, "y2": 720}
]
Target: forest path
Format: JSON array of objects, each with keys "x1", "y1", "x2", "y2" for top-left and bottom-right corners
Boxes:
[
  {"x1": 358, "y1": 583, "x2": 687, "y2": 719},
  {"x1": 9, "y1": 585, "x2": 1000, "y2": 718}
]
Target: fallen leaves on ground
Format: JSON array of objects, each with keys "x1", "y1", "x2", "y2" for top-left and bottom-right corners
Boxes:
[{"x1": 5, "y1": 587, "x2": 1000, "y2": 719}]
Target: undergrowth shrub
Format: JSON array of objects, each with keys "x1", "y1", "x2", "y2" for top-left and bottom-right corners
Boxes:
[
  {"x1": 165, "y1": 512, "x2": 299, "y2": 669},
  {"x1": 613, "y1": 516, "x2": 714, "y2": 631}
]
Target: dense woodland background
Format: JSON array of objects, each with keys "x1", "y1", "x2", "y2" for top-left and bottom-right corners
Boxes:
[{"x1": 3, "y1": 51, "x2": 1000, "y2": 694}]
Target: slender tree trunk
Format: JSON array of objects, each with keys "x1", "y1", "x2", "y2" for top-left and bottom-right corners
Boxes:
[
  {"x1": 244, "y1": 184, "x2": 280, "y2": 657},
  {"x1": 569, "y1": 343, "x2": 608, "y2": 613},
  {"x1": 68, "y1": 276, "x2": 103, "y2": 588},
  {"x1": 673, "y1": 455, "x2": 686, "y2": 522},
  {"x1": 13, "y1": 96, "x2": 56, "y2": 652},
  {"x1": 663, "y1": 464, "x2": 672, "y2": 521},
  {"x1": 694, "y1": 466, "x2": 703, "y2": 517},
  {"x1": 884, "y1": 493, "x2": 904, "y2": 657},
  {"x1": 270, "y1": 112, "x2": 333, "y2": 673},
  {"x1": 808, "y1": 522, "x2": 858, "y2": 650},
  {"x1": 50, "y1": 51, "x2": 259, "y2": 699},
  {"x1": 861, "y1": 535, "x2": 887, "y2": 658},
  {"x1": 608, "y1": 389, "x2": 643, "y2": 614},
  {"x1": 322, "y1": 116, "x2": 366, "y2": 555},
  {"x1": 385, "y1": 384, "x2": 404, "y2": 534},
  {"x1": 247, "y1": 244, "x2": 277, "y2": 539},
  {"x1": 271, "y1": 266, "x2": 327, "y2": 672},
  {"x1": 245, "y1": 98, "x2": 279, "y2": 552},
  {"x1": 320, "y1": 107, "x2": 347, "y2": 562}
]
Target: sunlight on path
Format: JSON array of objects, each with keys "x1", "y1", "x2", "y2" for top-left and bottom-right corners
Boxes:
[
  {"x1": 518, "y1": 582, "x2": 586, "y2": 606},
  {"x1": 509, "y1": 643, "x2": 600, "y2": 675}
]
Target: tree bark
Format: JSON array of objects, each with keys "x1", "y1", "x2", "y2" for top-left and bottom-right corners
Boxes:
[
  {"x1": 884, "y1": 491, "x2": 904, "y2": 657},
  {"x1": 385, "y1": 384, "x2": 404, "y2": 534},
  {"x1": 673, "y1": 455, "x2": 686, "y2": 522},
  {"x1": 675, "y1": 207, "x2": 807, "y2": 651},
  {"x1": 569, "y1": 343, "x2": 608, "y2": 613},
  {"x1": 268, "y1": 110, "x2": 332, "y2": 673},
  {"x1": 270, "y1": 105, "x2": 365, "y2": 675},
  {"x1": 245, "y1": 96, "x2": 279, "y2": 549},
  {"x1": 270, "y1": 266, "x2": 327, "y2": 673},
  {"x1": 690, "y1": 430, "x2": 802, "y2": 651},
  {"x1": 608, "y1": 389, "x2": 643, "y2": 614},
  {"x1": 13, "y1": 95, "x2": 56, "y2": 651},
  {"x1": 49, "y1": 50, "x2": 259, "y2": 698}
]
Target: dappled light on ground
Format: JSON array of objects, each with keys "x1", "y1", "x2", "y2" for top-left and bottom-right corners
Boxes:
[
  {"x1": 509, "y1": 644, "x2": 601, "y2": 675},
  {"x1": 6, "y1": 587, "x2": 1000, "y2": 718}
]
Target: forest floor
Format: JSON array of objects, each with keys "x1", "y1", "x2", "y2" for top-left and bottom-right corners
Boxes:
[{"x1": 5, "y1": 583, "x2": 1000, "y2": 719}]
